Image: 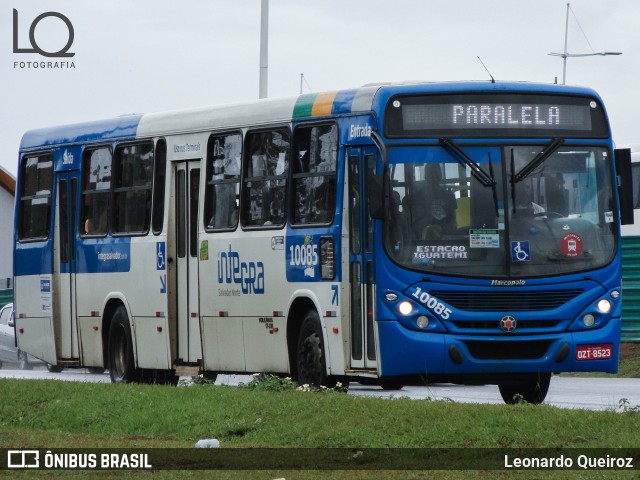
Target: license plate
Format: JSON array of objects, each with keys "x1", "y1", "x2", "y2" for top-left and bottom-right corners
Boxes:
[{"x1": 576, "y1": 344, "x2": 613, "y2": 360}]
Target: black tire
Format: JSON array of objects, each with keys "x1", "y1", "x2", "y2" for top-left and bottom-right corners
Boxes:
[
  {"x1": 498, "y1": 372, "x2": 551, "y2": 404},
  {"x1": 108, "y1": 305, "x2": 139, "y2": 383},
  {"x1": 18, "y1": 350, "x2": 33, "y2": 370},
  {"x1": 297, "y1": 310, "x2": 335, "y2": 387},
  {"x1": 140, "y1": 368, "x2": 178, "y2": 386},
  {"x1": 380, "y1": 379, "x2": 404, "y2": 391},
  {"x1": 87, "y1": 367, "x2": 106, "y2": 374},
  {"x1": 46, "y1": 363, "x2": 63, "y2": 373}
]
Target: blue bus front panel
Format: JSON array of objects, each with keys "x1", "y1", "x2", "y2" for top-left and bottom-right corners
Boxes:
[
  {"x1": 376, "y1": 277, "x2": 621, "y2": 378},
  {"x1": 378, "y1": 318, "x2": 620, "y2": 377}
]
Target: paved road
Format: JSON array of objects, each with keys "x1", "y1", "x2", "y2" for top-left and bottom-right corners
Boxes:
[{"x1": 1, "y1": 366, "x2": 638, "y2": 411}]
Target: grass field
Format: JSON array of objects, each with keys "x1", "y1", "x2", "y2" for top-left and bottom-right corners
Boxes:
[
  {"x1": 0, "y1": 343, "x2": 638, "y2": 478},
  {"x1": 1, "y1": 369, "x2": 639, "y2": 479}
]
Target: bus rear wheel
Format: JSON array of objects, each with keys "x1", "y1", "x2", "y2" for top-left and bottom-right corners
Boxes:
[
  {"x1": 108, "y1": 306, "x2": 139, "y2": 383},
  {"x1": 296, "y1": 310, "x2": 335, "y2": 388},
  {"x1": 498, "y1": 372, "x2": 551, "y2": 404}
]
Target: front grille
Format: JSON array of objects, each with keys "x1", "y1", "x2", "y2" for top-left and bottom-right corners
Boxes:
[
  {"x1": 431, "y1": 289, "x2": 583, "y2": 312},
  {"x1": 464, "y1": 340, "x2": 552, "y2": 360},
  {"x1": 453, "y1": 320, "x2": 560, "y2": 329}
]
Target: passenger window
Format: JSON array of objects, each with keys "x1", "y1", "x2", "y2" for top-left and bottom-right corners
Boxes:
[
  {"x1": 112, "y1": 142, "x2": 154, "y2": 234},
  {"x1": 152, "y1": 140, "x2": 167, "y2": 235},
  {"x1": 81, "y1": 148, "x2": 112, "y2": 236},
  {"x1": 205, "y1": 133, "x2": 242, "y2": 230},
  {"x1": 19, "y1": 153, "x2": 53, "y2": 240},
  {"x1": 242, "y1": 128, "x2": 290, "y2": 228},
  {"x1": 292, "y1": 124, "x2": 337, "y2": 225}
]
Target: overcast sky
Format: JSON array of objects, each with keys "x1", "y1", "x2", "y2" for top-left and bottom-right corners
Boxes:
[{"x1": 2, "y1": 0, "x2": 638, "y2": 177}]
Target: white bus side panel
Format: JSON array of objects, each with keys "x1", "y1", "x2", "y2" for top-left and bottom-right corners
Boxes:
[
  {"x1": 78, "y1": 316, "x2": 103, "y2": 366},
  {"x1": 133, "y1": 316, "x2": 172, "y2": 369},
  {"x1": 201, "y1": 317, "x2": 245, "y2": 371},
  {"x1": 14, "y1": 274, "x2": 57, "y2": 364},
  {"x1": 75, "y1": 239, "x2": 171, "y2": 369},
  {"x1": 199, "y1": 232, "x2": 288, "y2": 373}
]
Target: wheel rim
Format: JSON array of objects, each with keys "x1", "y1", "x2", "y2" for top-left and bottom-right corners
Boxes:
[
  {"x1": 111, "y1": 323, "x2": 128, "y2": 379},
  {"x1": 299, "y1": 331, "x2": 322, "y2": 385}
]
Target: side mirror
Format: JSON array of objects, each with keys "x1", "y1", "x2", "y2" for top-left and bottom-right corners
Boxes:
[
  {"x1": 8, "y1": 314, "x2": 14, "y2": 328},
  {"x1": 615, "y1": 148, "x2": 634, "y2": 225}
]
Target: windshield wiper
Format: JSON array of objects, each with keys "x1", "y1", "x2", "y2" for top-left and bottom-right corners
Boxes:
[
  {"x1": 512, "y1": 138, "x2": 563, "y2": 183},
  {"x1": 440, "y1": 137, "x2": 499, "y2": 216},
  {"x1": 440, "y1": 138, "x2": 495, "y2": 187}
]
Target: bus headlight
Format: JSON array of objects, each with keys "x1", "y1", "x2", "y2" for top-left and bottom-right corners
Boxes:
[
  {"x1": 398, "y1": 301, "x2": 413, "y2": 316},
  {"x1": 416, "y1": 315, "x2": 430, "y2": 329},
  {"x1": 582, "y1": 314, "x2": 595, "y2": 327},
  {"x1": 597, "y1": 299, "x2": 611, "y2": 314}
]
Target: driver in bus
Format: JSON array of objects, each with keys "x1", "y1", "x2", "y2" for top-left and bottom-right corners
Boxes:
[{"x1": 410, "y1": 163, "x2": 457, "y2": 240}]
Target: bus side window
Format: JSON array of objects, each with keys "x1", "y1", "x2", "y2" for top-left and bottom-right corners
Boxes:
[
  {"x1": 18, "y1": 154, "x2": 53, "y2": 240},
  {"x1": 205, "y1": 132, "x2": 242, "y2": 231},
  {"x1": 112, "y1": 142, "x2": 154, "y2": 234},
  {"x1": 81, "y1": 147, "x2": 112, "y2": 236},
  {"x1": 291, "y1": 123, "x2": 337, "y2": 225},
  {"x1": 242, "y1": 128, "x2": 290, "y2": 228},
  {"x1": 152, "y1": 139, "x2": 167, "y2": 235}
]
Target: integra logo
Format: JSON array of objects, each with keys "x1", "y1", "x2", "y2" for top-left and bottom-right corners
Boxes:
[
  {"x1": 491, "y1": 279, "x2": 526, "y2": 286},
  {"x1": 217, "y1": 245, "x2": 265, "y2": 294}
]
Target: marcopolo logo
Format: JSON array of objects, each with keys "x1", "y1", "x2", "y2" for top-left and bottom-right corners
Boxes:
[{"x1": 13, "y1": 9, "x2": 76, "y2": 69}]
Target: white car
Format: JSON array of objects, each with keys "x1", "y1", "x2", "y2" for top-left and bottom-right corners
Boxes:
[{"x1": 0, "y1": 303, "x2": 43, "y2": 369}]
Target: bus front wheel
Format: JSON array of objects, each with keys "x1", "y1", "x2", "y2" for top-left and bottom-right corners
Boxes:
[
  {"x1": 108, "y1": 306, "x2": 139, "y2": 383},
  {"x1": 296, "y1": 310, "x2": 335, "y2": 388},
  {"x1": 498, "y1": 372, "x2": 551, "y2": 404}
]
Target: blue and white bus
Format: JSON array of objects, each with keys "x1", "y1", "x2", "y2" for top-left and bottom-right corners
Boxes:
[{"x1": 14, "y1": 81, "x2": 633, "y2": 403}]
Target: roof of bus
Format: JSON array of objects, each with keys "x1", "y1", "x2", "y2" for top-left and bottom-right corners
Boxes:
[{"x1": 19, "y1": 81, "x2": 602, "y2": 151}]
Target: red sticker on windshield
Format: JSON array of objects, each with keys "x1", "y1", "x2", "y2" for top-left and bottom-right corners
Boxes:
[{"x1": 561, "y1": 233, "x2": 583, "y2": 257}]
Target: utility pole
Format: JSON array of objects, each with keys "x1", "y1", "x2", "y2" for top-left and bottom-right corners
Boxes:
[
  {"x1": 561, "y1": 2, "x2": 570, "y2": 85},
  {"x1": 259, "y1": 0, "x2": 269, "y2": 99},
  {"x1": 548, "y1": 3, "x2": 621, "y2": 85}
]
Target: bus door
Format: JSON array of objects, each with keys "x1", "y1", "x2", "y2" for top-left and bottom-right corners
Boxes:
[
  {"x1": 172, "y1": 160, "x2": 202, "y2": 363},
  {"x1": 347, "y1": 147, "x2": 378, "y2": 370},
  {"x1": 53, "y1": 170, "x2": 81, "y2": 360}
]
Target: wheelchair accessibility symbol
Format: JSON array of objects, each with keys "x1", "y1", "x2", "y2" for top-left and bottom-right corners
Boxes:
[
  {"x1": 156, "y1": 242, "x2": 166, "y2": 270},
  {"x1": 511, "y1": 241, "x2": 530, "y2": 262}
]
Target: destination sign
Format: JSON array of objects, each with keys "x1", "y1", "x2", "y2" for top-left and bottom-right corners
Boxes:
[
  {"x1": 404, "y1": 103, "x2": 590, "y2": 130},
  {"x1": 385, "y1": 93, "x2": 609, "y2": 138}
]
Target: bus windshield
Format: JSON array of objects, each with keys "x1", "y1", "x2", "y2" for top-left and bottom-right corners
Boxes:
[{"x1": 385, "y1": 144, "x2": 616, "y2": 277}]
